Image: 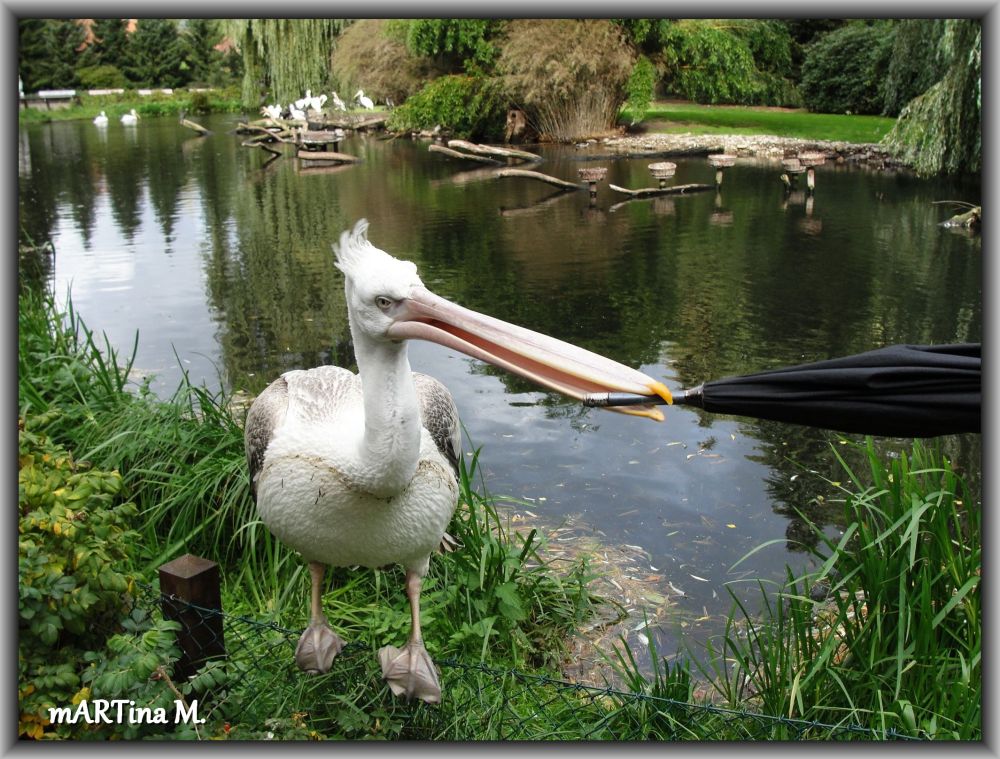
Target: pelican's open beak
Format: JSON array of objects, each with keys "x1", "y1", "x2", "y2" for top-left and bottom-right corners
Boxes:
[{"x1": 387, "y1": 286, "x2": 672, "y2": 421}]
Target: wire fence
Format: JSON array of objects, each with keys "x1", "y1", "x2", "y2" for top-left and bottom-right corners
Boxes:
[{"x1": 137, "y1": 580, "x2": 923, "y2": 741}]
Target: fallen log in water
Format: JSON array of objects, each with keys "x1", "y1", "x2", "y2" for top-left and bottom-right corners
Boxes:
[
  {"x1": 429, "y1": 144, "x2": 502, "y2": 165},
  {"x1": 608, "y1": 183, "x2": 714, "y2": 197},
  {"x1": 447, "y1": 140, "x2": 542, "y2": 163},
  {"x1": 496, "y1": 169, "x2": 585, "y2": 191},
  {"x1": 296, "y1": 149, "x2": 362, "y2": 163},
  {"x1": 180, "y1": 118, "x2": 210, "y2": 136}
]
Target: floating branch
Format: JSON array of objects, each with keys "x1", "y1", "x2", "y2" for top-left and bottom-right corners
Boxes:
[
  {"x1": 428, "y1": 144, "x2": 503, "y2": 165},
  {"x1": 608, "y1": 183, "x2": 713, "y2": 198},
  {"x1": 496, "y1": 169, "x2": 585, "y2": 191}
]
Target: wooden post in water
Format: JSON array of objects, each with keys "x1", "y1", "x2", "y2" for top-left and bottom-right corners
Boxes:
[{"x1": 159, "y1": 554, "x2": 226, "y2": 683}]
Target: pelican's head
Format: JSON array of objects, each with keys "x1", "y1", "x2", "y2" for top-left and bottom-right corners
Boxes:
[
  {"x1": 354, "y1": 89, "x2": 364, "y2": 99},
  {"x1": 334, "y1": 220, "x2": 424, "y2": 344},
  {"x1": 333, "y1": 220, "x2": 672, "y2": 420}
]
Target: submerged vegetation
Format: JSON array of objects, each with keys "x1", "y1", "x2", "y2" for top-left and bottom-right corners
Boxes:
[{"x1": 18, "y1": 279, "x2": 981, "y2": 740}]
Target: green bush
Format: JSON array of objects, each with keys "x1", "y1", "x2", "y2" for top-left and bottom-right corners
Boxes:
[
  {"x1": 76, "y1": 65, "x2": 128, "y2": 90},
  {"x1": 799, "y1": 21, "x2": 896, "y2": 115},
  {"x1": 624, "y1": 56, "x2": 655, "y2": 125},
  {"x1": 387, "y1": 74, "x2": 506, "y2": 140},
  {"x1": 17, "y1": 414, "x2": 181, "y2": 739}
]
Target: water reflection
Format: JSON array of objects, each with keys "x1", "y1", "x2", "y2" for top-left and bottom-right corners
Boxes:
[{"x1": 19, "y1": 115, "x2": 982, "y2": 662}]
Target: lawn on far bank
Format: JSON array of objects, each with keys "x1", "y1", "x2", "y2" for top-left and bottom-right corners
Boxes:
[{"x1": 634, "y1": 101, "x2": 897, "y2": 144}]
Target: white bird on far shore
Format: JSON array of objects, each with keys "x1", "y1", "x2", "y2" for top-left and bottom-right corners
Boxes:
[{"x1": 355, "y1": 89, "x2": 374, "y2": 110}]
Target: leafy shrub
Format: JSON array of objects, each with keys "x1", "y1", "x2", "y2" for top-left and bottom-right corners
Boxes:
[
  {"x1": 387, "y1": 74, "x2": 506, "y2": 140},
  {"x1": 76, "y1": 64, "x2": 128, "y2": 90},
  {"x1": 187, "y1": 91, "x2": 211, "y2": 115},
  {"x1": 799, "y1": 21, "x2": 896, "y2": 115},
  {"x1": 332, "y1": 19, "x2": 446, "y2": 107},
  {"x1": 624, "y1": 56, "x2": 655, "y2": 125},
  {"x1": 17, "y1": 414, "x2": 181, "y2": 739},
  {"x1": 497, "y1": 19, "x2": 635, "y2": 141}
]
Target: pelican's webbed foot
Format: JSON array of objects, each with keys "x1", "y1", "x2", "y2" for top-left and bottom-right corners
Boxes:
[
  {"x1": 378, "y1": 641, "x2": 441, "y2": 704},
  {"x1": 295, "y1": 620, "x2": 345, "y2": 674}
]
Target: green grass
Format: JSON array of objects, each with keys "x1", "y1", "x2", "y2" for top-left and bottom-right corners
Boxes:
[
  {"x1": 630, "y1": 101, "x2": 897, "y2": 144},
  {"x1": 18, "y1": 88, "x2": 245, "y2": 124},
  {"x1": 19, "y1": 283, "x2": 979, "y2": 739}
]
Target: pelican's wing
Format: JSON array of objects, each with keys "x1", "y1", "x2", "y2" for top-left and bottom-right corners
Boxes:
[
  {"x1": 245, "y1": 366, "x2": 360, "y2": 500},
  {"x1": 244, "y1": 377, "x2": 289, "y2": 502},
  {"x1": 413, "y1": 373, "x2": 464, "y2": 554},
  {"x1": 413, "y1": 372, "x2": 462, "y2": 479}
]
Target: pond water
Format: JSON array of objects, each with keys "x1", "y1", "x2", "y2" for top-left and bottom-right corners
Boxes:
[{"x1": 18, "y1": 113, "x2": 982, "y2": 665}]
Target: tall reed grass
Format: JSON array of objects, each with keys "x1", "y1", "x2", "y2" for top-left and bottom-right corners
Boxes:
[{"x1": 693, "y1": 439, "x2": 981, "y2": 739}]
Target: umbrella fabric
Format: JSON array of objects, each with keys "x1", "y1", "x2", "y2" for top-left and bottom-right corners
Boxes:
[{"x1": 693, "y1": 343, "x2": 980, "y2": 438}]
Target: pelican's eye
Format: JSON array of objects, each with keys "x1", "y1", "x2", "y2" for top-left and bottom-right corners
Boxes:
[{"x1": 375, "y1": 296, "x2": 393, "y2": 311}]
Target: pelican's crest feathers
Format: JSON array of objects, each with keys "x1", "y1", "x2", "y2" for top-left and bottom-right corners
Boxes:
[{"x1": 333, "y1": 219, "x2": 420, "y2": 287}]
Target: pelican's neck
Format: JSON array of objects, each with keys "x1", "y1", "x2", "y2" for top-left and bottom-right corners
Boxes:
[{"x1": 352, "y1": 332, "x2": 421, "y2": 497}]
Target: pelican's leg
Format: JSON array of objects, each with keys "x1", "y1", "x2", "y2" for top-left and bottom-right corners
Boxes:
[
  {"x1": 294, "y1": 561, "x2": 345, "y2": 674},
  {"x1": 378, "y1": 569, "x2": 441, "y2": 704}
]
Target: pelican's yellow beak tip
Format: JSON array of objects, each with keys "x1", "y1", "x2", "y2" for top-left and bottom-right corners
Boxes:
[{"x1": 649, "y1": 381, "x2": 673, "y2": 406}]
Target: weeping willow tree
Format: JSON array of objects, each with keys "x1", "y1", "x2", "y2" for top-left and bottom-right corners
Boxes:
[
  {"x1": 224, "y1": 19, "x2": 351, "y2": 107},
  {"x1": 881, "y1": 19, "x2": 981, "y2": 176}
]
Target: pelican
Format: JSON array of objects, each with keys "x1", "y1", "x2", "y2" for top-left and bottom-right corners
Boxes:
[
  {"x1": 354, "y1": 89, "x2": 374, "y2": 110},
  {"x1": 120, "y1": 109, "x2": 139, "y2": 125},
  {"x1": 261, "y1": 103, "x2": 283, "y2": 120},
  {"x1": 288, "y1": 104, "x2": 307, "y2": 121},
  {"x1": 308, "y1": 93, "x2": 328, "y2": 113},
  {"x1": 331, "y1": 91, "x2": 347, "y2": 112},
  {"x1": 244, "y1": 220, "x2": 671, "y2": 703},
  {"x1": 294, "y1": 89, "x2": 312, "y2": 111},
  {"x1": 93, "y1": 110, "x2": 109, "y2": 126}
]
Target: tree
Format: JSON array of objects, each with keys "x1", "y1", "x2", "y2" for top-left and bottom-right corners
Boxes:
[
  {"x1": 799, "y1": 21, "x2": 895, "y2": 115},
  {"x1": 224, "y1": 19, "x2": 349, "y2": 107},
  {"x1": 881, "y1": 19, "x2": 981, "y2": 175},
  {"x1": 18, "y1": 19, "x2": 54, "y2": 91},
  {"x1": 182, "y1": 19, "x2": 224, "y2": 87},
  {"x1": 396, "y1": 19, "x2": 502, "y2": 73},
  {"x1": 658, "y1": 20, "x2": 763, "y2": 105},
  {"x1": 81, "y1": 18, "x2": 130, "y2": 70},
  {"x1": 123, "y1": 18, "x2": 185, "y2": 88},
  {"x1": 882, "y1": 20, "x2": 950, "y2": 116},
  {"x1": 48, "y1": 20, "x2": 87, "y2": 89}
]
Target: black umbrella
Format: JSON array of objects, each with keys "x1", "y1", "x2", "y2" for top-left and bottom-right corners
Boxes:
[{"x1": 584, "y1": 344, "x2": 980, "y2": 438}]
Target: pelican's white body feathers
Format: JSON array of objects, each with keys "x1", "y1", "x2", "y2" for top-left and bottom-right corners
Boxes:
[{"x1": 247, "y1": 365, "x2": 460, "y2": 574}]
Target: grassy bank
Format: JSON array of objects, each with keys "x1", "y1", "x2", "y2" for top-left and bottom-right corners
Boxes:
[
  {"x1": 18, "y1": 88, "x2": 245, "y2": 124},
  {"x1": 18, "y1": 285, "x2": 979, "y2": 739},
  {"x1": 628, "y1": 101, "x2": 897, "y2": 143}
]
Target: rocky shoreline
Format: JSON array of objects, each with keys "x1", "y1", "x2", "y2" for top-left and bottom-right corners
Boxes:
[{"x1": 596, "y1": 131, "x2": 904, "y2": 170}]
